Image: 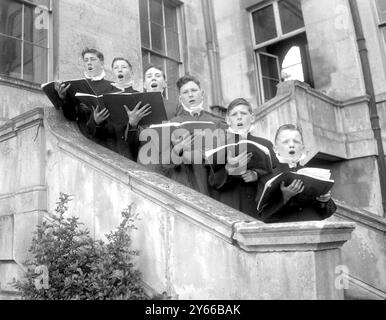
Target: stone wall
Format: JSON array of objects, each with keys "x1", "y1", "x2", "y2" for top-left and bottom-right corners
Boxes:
[
  {"x1": 212, "y1": 0, "x2": 258, "y2": 107},
  {"x1": 0, "y1": 109, "x2": 46, "y2": 295},
  {"x1": 333, "y1": 202, "x2": 386, "y2": 299}
]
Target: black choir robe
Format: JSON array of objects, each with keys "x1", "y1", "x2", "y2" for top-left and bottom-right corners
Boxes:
[
  {"x1": 160, "y1": 109, "x2": 224, "y2": 197},
  {"x1": 58, "y1": 78, "x2": 114, "y2": 139},
  {"x1": 85, "y1": 85, "x2": 140, "y2": 161},
  {"x1": 255, "y1": 162, "x2": 337, "y2": 223},
  {"x1": 208, "y1": 133, "x2": 278, "y2": 216}
]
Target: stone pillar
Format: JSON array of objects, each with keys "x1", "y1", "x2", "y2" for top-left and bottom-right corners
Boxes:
[
  {"x1": 0, "y1": 109, "x2": 46, "y2": 297},
  {"x1": 234, "y1": 220, "x2": 355, "y2": 299}
]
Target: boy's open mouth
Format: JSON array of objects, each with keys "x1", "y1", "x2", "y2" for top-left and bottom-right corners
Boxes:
[
  {"x1": 289, "y1": 150, "x2": 295, "y2": 155},
  {"x1": 118, "y1": 74, "x2": 124, "y2": 79},
  {"x1": 151, "y1": 83, "x2": 158, "y2": 88}
]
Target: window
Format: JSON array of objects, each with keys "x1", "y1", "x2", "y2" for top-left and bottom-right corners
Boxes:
[
  {"x1": 250, "y1": 0, "x2": 312, "y2": 103},
  {"x1": 140, "y1": 0, "x2": 183, "y2": 105},
  {"x1": 376, "y1": 0, "x2": 386, "y2": 55},
  {"x1": 0, "y1": 0, "x2": 51, "y2": 83},
  {"x1": 281, "y1": 46, "x2": 304, "y2": 81}
]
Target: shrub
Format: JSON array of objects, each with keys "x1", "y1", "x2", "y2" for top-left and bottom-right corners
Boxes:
[{"x1": 14, "y1": 193, "x2": 148, "y2": 300}]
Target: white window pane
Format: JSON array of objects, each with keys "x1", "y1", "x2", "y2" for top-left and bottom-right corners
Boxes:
[
  {"x1": 282, "y1": 46, "x2": 301, "y2": 67},
  {"x1": 281, "y1": 46, "x2": 304, "y2": 81}
]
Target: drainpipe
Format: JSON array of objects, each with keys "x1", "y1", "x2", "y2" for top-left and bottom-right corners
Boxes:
[
  {"x1": 201, "y1": 0, "x2": 223, "y2": 106},
  {"x1": 349, "y1": 0, "x2": 386, "y2": 215}
]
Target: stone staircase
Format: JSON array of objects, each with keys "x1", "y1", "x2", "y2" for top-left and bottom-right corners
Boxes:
[{"x1": 1, "y1": 98, "x2": 385, "y2": 299}]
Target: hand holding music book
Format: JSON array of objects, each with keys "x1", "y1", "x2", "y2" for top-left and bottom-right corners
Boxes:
[
  {"x1": 74, "y1": 92, "x2": 167, "y2": 126},
  {"x1": 204, "y1": 137, "x2": 273, "y2": 173},
  {"x1": 256, "y1": 167, "x2": 334, "y2": 211},
  {"x1": 41, "y1": 79, "x2": 89, "y2": 109}
]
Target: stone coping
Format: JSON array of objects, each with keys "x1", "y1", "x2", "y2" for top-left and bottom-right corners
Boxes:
[
  {"x1": 335, "y1": 200, "x2": 386, "y2": 233},
  {"x1": 234, "y1": 220, "x2": 355, "y2": 252},
  {"x1": 7, "y1": 107, "x2": 356, "y2": 252}
]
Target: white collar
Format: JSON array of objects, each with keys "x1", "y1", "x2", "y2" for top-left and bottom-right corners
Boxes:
[
  {"x1": 111, "y1": 81, "x2": 134, "y2": 90},
  {"x1": 84, "y1": 70, "x2": 106, "y2": 81},
  {"x1": 227, "y1": 127, "x2": 252, "y2": 139},
  {"x1": 181, "y1": 101, "x2": 204, "y2": 116},
  {"x1": 276, "y1": 153, "x2": 306, "y2": 168}
]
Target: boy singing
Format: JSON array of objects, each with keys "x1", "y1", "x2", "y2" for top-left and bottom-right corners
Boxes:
[
  {"x1": 256, "y1": 124, "x2": 336, "y2": 223},
  {"x1": 208, "y1": 98, "x2": 277, "y2": 216}
]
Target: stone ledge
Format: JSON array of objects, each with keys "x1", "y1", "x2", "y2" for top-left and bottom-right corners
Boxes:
[{"x1": 233, "y1": 220, "x2": 356, "y2": 252}]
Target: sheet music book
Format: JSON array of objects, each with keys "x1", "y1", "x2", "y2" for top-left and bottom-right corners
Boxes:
[{"x1": 256, "y1": 167, "x2": 334, "y2": 211}]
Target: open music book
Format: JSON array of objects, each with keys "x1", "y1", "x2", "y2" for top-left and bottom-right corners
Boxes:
[
  {"x1": 256, "y1": 167, "x2": 334, "y2": 211},
  {"x1": 74, "y1": 92, "x2": 167, "y2": 126}
]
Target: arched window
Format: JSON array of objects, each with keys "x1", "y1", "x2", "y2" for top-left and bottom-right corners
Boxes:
[{"x1": 281, "y1": 46, "x2": 304, "y2": 81}]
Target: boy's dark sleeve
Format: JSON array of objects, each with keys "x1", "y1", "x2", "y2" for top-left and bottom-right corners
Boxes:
[
  {"x1": 256, "y1": 191, "x2": 286, "y2": 223},
  {"x1": 125, "y1": 124, "x2": 141, "y2": 160},
  {"x1": 85, "y1": 114, "x2": 102, "y2": 137},
  {"x1": 313, "y1": 198, "x2": 337, "y2": 219},
  {"x1": 59, "y1": 94, "x2": 79, "y2": 121},
  {"x1": 208, "y1": 165, "x2": 233, "y2": 190}
]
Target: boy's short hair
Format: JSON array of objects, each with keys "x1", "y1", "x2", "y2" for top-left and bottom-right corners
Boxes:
[
  {"x1": 81, "y1": 48, "x2": 104, "y2": 62},
  {"x1": 176, "y1": 75, "x2": 200, "y2": 91},
  {"x1": 274, "y1": 124, "x2": 304, "y2": 143},
  {"x1": 143, "y1": 64, "x2": 166, "y2": 80},
  {"x1": 226, "y1": 98, "x2": 253, "y2": 115},
  {"x1": 111, "y1": 57, "x2": 133, "y2": 70}
]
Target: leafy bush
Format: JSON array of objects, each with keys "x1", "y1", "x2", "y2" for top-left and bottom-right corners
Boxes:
[{"x1": 14, "y1": 193, "x2": 148, "y2": 300}]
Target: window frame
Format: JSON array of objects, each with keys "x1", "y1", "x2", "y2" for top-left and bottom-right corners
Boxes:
[
  {"x1": 256, "y1": 51, "x2": 281, "y2": 104},
  {"x1": 249, "y1": 0, "x2": 307, "y2": 105},
  {"x1": 249, "y1": 0, "x2": 306, "y2": 51},
  {"x1": 140, "y1": 0, "x2": 184, "y2": 101},
  {"x1": 0, "y1": 0, "x2": 52, "y2": 84}
]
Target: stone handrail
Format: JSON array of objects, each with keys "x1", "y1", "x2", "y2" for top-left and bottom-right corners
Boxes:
[{"x1": 251, "y1": 80, "x2": 377, "y2": 162}]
